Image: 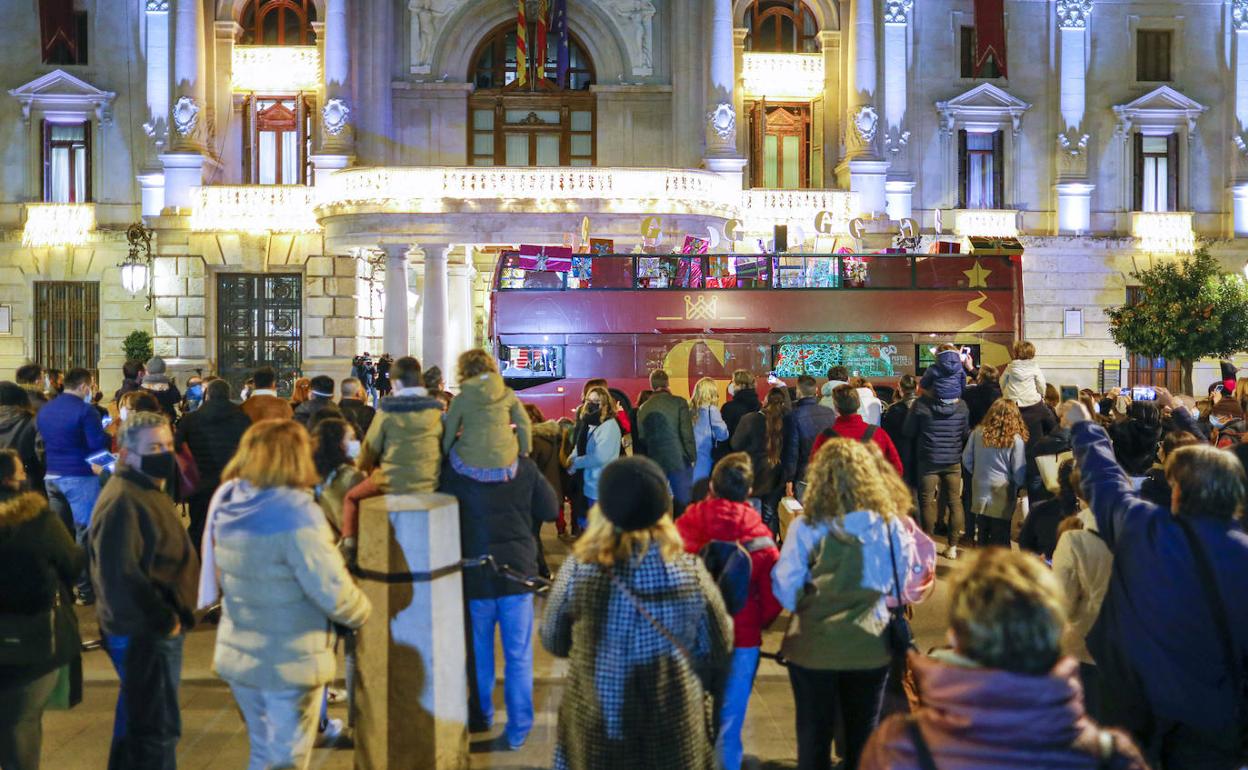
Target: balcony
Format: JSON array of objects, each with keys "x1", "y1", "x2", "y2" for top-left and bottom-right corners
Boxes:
[
  {"x1": 741, "y1": 188, "x2": 858, "y2": 238},
  {"x1": 1131, "y1": 211, "x2": 1195, "y2": 254},
  {"x1": 190, "y1": 186, "x2": 320, "y2": 233},
  {"x1": 740, "y1": 53, "x2": 825, "y2": 100},
  {"x1": 231, "y1": 46, "x2": 320, "y2": 93},
  {"x1": 947, "y1": 209, "x2": 1020, "y2": 238},
  {"x1": 22, "y1": 203, "x2": 95, "y2": 247}
]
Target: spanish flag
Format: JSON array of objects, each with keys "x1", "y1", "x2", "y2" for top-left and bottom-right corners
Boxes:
[
  {"x1": 516, "y1": 0, "x2": 529, "y2": 86},
  {"x1": 536, "y1": 0, "x2": 549, "y2": 80}
]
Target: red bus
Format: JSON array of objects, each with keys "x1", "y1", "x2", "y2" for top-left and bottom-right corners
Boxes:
[{"x1": 490, "y1": 251, "x2": 1022, "y2": 418}]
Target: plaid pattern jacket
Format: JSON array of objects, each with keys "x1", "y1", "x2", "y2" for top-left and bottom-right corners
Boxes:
[{"x1": 540, "y1": 544, "x2": 733, "y2": 770}]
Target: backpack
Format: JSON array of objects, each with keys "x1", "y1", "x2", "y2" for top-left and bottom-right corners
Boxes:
[{"x1": 698, "y1": 536, "x2": 776, "y2": 615}]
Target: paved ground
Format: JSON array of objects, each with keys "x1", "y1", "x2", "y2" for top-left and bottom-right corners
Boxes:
[{"x1": 42, "y1": 532, "x2": 957, "y2": 769}]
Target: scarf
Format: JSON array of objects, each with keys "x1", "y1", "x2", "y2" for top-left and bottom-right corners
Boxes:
[{"x1": 575, "y1": 405, "x2": 605, "y2": 456}]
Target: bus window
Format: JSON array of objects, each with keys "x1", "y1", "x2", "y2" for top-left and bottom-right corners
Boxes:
[
  {"x1": 773, "y1": 342, "x2": 900, "y2": 379},
  {"x1": 916, "y1": 343, "x2": 981, "y2": 375},
  {"x1": 499, "y1": 253, "x2": 567, "y2": 290},
  {"x1": 635, "y1": 256, "x2": 705, "y2": 289},
  {"x1": 500, "y1": 344, "x2": 565, "y2": 379}
]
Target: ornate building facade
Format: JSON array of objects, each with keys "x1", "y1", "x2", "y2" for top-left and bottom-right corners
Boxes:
[{"x1": 2, "y1": 0, "x2": 1246, "y2": 393}]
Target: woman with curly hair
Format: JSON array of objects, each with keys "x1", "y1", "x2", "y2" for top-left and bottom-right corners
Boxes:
[
  {"x1": 772, "y1": 438, "x2": 932, "y2": 770},
  {"x1": 962, "y1": 399, "x2": 1029, "y2": 549},
  {"x1": 730, "y1": 387, "x2": 791, "y2": 534}
]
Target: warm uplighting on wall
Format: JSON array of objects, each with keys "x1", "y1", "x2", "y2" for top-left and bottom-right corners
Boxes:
[
  {"x1": 22, "y1": 203, "x2": 94, "y2": 247},
  {"x1": 741, "y1": 53, "x2": 825, "y2": 100},
  {"x1": 190, "y1": 186, "x2": 321, "y2": 233},
  {"x1": 951, "y1": 209, "x2": 1019, "y2": 238},
  {"x1": 231, "y1": 46, "x2": 321, "y2": 93},
  {"x1": 1132, "y1": 211, "x2": 1195, "y2": 254}
]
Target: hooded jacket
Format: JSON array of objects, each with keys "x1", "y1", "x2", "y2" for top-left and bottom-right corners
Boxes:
[
  {"x1": 0, "y1": 405, "x2": 43, "y2": 483},
  {"x1": 140, "y1": 373, "x2": 183, "y2": 421},
  {"x1": 636, "y1": 390, "x2": 697, "y2": 474},
  {"x1": 0, "y1": 490, "x2": 84, "y2": 688},
  {"x1": 860, "y1": 653, "x2": 1148, "y2": 770},
  {"x1": 904, "y1": 396, "x2": 971, "y2": 470},
  {"x1": 720, "y1": 387, "x2": 760, "y2": 440},
  {"x1": 676, "y1": 497, "x2": 781, "y2": 648},
  {"x1": 442, "y1": 372, "x2": 532, "y2": 469},
  {"x1": 205, "y1": 480, "x2": 370, "y2": 690},
  {"x1": 919, "y1": 350, "x2": 966, "y2": 401},
  {"x1": 360, "y1": 390, "x2": 444, "y2": 493},
  {"x1": 1001, "y1": 358, "x2": 1046, "y2": 407}
]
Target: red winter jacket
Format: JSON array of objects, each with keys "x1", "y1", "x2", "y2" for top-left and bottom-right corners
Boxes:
[
  {"x1": 811, "y1": 414, "x2": 904, "y2": 477},
  {"x1": 676, "y1": 497, "x2": 782, "y2": 648}
]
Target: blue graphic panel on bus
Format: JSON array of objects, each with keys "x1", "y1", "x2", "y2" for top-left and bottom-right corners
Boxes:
[{"x1": 773, "y1": 343, "x2": 899, "y2": 379}]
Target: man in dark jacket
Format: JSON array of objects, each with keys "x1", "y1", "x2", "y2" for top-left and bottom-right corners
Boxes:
[
  {"x1": 1065, "y1": 400, "x2": 1248, "y2": 770},
  {"x1": 88, "y1": 410, "x2": 199, "y2": 770},
  {"x1": 140, "y1": 356, "x2": 182, "y2": 422},
  {"x1": 114, "y1": 359, "x2": 145, "y2": 404},
  {"x1": 780, "y1": 375, "x2": 836, "y2": 501},
  {"x1": 962, "y1": 365, "x2": 1002, "y2": 429},
  {"x1": 15, "y1": 364, "x2": 47, "y2": 413},
  {"x1": 635, "y1": 369, "x2": 696, "y2": 513},
  {"x1": 905, "y1": 393, "x2": 970, "y2": 557},
  {"x1": 442, "y1": 454, "x2": 557, "y2": 748},
  {"x1": 36, "y1": 367, "x2": 108, "y2": 603},
  {"x1": 0, "y1": 382, "x2": 43, "y2": 491},
  {"x1": 175, "y1": 379, "x2": 251, "y2": 555},
  {"x1": 881, "y1": 374, "x2": 919, "y2": 490},
  {"x1": 720, "y1": 369, "x2": 761, "y2": 440},
  {"x1": 294, "y1": 375, "x2": 336, "y2": 428},
  {"x1": 338, "y1": 377, "x2": 376, "y2": 436}
]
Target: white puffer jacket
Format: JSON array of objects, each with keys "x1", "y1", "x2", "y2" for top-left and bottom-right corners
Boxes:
[{"x1": 1000, "y1": 358, "x2": 1046, "y2": 407}]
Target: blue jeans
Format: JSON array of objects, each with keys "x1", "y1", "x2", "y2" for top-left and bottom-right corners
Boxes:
[
  {"x1": 103, "y1": 633, "x2": 184, "y2": 770},
  {"x1": 667, "y1": 466, "x2": 693, "y2": 515},
  {"x1": 45, "y1": 475, "x2": 100, "y2": 598},
  {"x1": 468, "y1": 594, "x2": 534, "y2": 747},
  {"x1": 717, "y1": 647, "x2": 761, "y2": 770}
]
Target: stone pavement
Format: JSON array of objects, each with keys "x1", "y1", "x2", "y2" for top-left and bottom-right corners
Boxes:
[{"x1": 41, "y1": 533, "x2": 956, "y2": 770}]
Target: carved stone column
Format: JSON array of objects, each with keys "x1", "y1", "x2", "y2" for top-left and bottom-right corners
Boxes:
[
  {"x1": 1055, "y1": 0, "x2": 1094, "y2": 233},
  {"x1": 421, "y1": 244, "x2": 450, "y2": 372},
  {"x1": 161, "y1": 0, "x2": 206, "y2": 211},
  {"x1": 839, "y1": 0, "x2": 887, "y2": 216},
  {"x1": 704, "y1": 0, "x2": 746, "y2": 183},
  {"x1": 883, "y1": 1, "x2": 913, "y2": 220},
  {"x1": 381, "y1": 244, "x2": 414, "y2": 358},
  {"x1": 318, "y1": 0, "x2": 353, "y2": 158}
]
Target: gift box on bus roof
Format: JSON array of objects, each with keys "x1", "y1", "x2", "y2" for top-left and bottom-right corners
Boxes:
[{"x1": 517, "y1": 245, "x2": 574, "y2": 272}]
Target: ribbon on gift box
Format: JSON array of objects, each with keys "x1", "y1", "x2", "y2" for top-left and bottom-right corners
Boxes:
[
  {"x1": 518, "y1": 244, "x2": 574, "y2": 272},
  {"x1": 681, "y1": 235, "x2": 709, "y2": 255}
]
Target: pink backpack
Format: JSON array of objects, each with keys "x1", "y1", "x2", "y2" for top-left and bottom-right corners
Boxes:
[{"x1": 885, "y1": 514, "x2": 937, "y2": 608}]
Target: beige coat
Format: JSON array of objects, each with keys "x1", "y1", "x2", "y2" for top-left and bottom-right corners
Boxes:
[
  {"x1": 359, "y1": 391, "x2": 444, "y2": 493},
  {"x1": 442, "y1": 372, "x2": 531, "y2": 469},
  {"x1": 1052, "y1": 511, "x2": 1112, "y2": 664}
]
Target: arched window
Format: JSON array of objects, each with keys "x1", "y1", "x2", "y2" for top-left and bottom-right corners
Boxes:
[
  {"x1": 467, "y1": 21, "x2": 597, "y2": 167},
  {"x1": 240, "y1": 0, "x2": 318, "y2": 46},
  {"x1": 469, "y1": 22, "x2": 595, "y2": 91},
  {"x1": 745, "y1": 0, "x2": 819, "y2": 53}
]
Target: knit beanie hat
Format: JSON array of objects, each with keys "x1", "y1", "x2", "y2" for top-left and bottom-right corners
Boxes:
[
  {"x1": 145, "y1": 356, "x2": 167, "y2": 375},
  {"x1": 597, "y1": 456, "x2": 672, "y2": 532}
]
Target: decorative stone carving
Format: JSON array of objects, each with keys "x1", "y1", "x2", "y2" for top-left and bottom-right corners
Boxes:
[
  {"x1": 885, "y1": 130, "x2": 911, "y2": 154},
  {"x1": 707, "y1": 103, "x2": 736, "y2": 141},
  {"x1": 1058, "y1": 131, "x2": 1090, "y2": 156},
  {"x1": 408, "y1": 0, "x2": 450, "y2": 75},
  {"x1": 853, "y1": 105, "x2": 880, "y2": 144},
  {"x1": 607, "y1": 0, "x2": 656, "y2": 76},
  {"x1": 883, "y1": 0, "x2": 913, "y2": 25},
  {"x1": 145, "y1": 0, "x2": 169, "y2": 10},
  {"x1": 1056, "y1": 0, "x2": 1092, "y2": 29},
  {"x1": 1234, "y1": 135, "x2": 1248, "y2": 156},
  {"x1": 1235, "y1": 0, "x2": 1248, "y2": 31},
  {"x1": 172, "y1": 96, "x2": 199, "y2": 137},
  {"x1": 323, "y1": 98, "x2": 350, "y2": 136}
]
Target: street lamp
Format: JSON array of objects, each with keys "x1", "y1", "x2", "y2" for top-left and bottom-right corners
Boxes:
[{"x1": 120, "y1": 223, "x2": 154, "y2": 311}]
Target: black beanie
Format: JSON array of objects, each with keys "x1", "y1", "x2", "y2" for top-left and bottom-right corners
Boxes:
[
  {"x1": 0, "y1": 381, "x2": 29, "y2": 408},
  {"x1": 597, "y1": 456, "x2": 672, "y2": 532}
]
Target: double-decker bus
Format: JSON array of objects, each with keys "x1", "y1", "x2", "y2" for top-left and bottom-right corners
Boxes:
[{"x1": 490, "y1": 250, "x2": 1022, "y2": 418}]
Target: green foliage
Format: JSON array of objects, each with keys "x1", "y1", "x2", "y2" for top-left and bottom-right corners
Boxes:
[
  {"x1": 1106, "y1": 250, "x2": 1248, "y2": 386},
  {"x1": 121, "y1": 330, "x2": 153, "y2": 364}
]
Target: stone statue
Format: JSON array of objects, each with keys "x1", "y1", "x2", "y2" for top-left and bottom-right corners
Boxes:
[
  {"x1": 612, "y1": 0, "x2": 656, "y2": 73},
  {"x1": 409, "y1": 0, "x2": 449, "y2": 74}
]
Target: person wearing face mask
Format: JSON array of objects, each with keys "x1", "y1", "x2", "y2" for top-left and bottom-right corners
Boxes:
[
  {"x1": 175, "y1": 379, "x2": 252, "y2": 558},
  {"x1": 568, "y1": 386, "x2": 622, "y2": 532},
  {"x1": 310, "y1": 417, "x2": 364, "y2": 539},
  {"x1": 35, "y1": 367, "x2": 109, "y2": 606},
  {"x1": 88, "y1": 411, "x2": 200, "y2": 770}
]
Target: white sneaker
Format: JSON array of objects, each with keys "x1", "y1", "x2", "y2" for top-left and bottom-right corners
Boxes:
[
  {"x1": 316, "y1": 718, "x2": 345, "y2": 747},
  {"x1": 943, "y1": 545, "x2": 959, "y2": 560}
]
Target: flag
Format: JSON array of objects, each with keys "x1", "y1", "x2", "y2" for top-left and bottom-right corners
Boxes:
[
  {"x1": 515, "y1": 0, "x2": 529, "y2": 87},
  {"x1": 973, "y1": 0, "x2": 1007, "y2": 78},
  {"x1": 536, "y1": 0, "x2": 549, "y2": 80},
  {"x1": 551, "y1": 0, "x2": 570, "y2": 87}
]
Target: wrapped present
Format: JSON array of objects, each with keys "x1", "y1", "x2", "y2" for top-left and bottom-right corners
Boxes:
[
  {"x1": 676, "y1": 256, "x2": 703, "y2": 288},
  {"x1": 590, "y1": 238, "x2": 614, "y2": 255},
  {"x1": 734, "y1": 256, "x2": 769, "y2": 280},
  {"x1": 705, "y1": 275, "x2": 737, "y2": 289},
  {"x1": 681, "y1": 235, "x2": 709, "y2": 255},
  {"x1": 517, "y1": 244, "x2": 574, "y2": 272}
]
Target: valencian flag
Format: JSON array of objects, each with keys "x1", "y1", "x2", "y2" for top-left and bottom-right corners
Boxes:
[
  {"x1": 516, "y1": 0, "x2": 529, "y2": 86},
  {"x1": 536, "y1": 0, "x2": 549, "y2": 80},
  {"x1": 551, "y1": 0, "x2": 570, "y2": 87},
  {"x1": 973, "y1": 0, "x2": 1007, "y2": 78}
]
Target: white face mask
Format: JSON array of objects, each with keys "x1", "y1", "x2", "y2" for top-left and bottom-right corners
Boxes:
[
  {"x1": 119, "y1": 407, "x2": 129, "y2": 422},
  {"x1": 82, "y1": 390, "x2": 93, "y2": 404},
  {"x1": 346, "y1": 439, "x2": 361, "y2": 460}
]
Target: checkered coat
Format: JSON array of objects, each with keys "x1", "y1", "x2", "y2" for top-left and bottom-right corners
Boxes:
[{"x1": 540, "y1": 543, "x2": 733, "y2": 770}]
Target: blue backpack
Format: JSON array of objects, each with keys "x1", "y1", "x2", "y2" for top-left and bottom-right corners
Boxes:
[{"x1": 699, "y1": 536, "x2": 776, "y2": 615}]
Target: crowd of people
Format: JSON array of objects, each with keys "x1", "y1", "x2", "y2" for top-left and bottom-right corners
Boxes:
[{"x1": 0, "y1": 342, "x2": 1245, "y2": 770}]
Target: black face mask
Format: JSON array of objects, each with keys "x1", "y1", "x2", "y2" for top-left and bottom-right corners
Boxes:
[
  {"x1": 139, "y1": 451, "x2": 177, "y2": 482},
  {"x1": 585, "y1": 402, "x2": 601, "y2": 415}
]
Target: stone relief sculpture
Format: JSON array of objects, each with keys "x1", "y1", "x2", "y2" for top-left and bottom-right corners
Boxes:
[
  {"x1": 409, "y1": 0, "x2": 451, "y2": 75},
  {"x1": 707, "y1": 103, "x2": 736, "y2": 141},
  {"x1": 607, "y1": 0, "x2": 656, "y2": 76},
  {"x1": 323, "y1": 98, "x2": 350, "y2": 136},
  {"x1": 172, "y1": 95, "x2": 199, "y2": 137}
]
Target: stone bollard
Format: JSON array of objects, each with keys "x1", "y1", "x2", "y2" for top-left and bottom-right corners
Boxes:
[{"x1": 354, "y1": 492, "x2": 468, "y2": 770}]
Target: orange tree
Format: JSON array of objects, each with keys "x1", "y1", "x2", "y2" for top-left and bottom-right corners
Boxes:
[{"x1": 1106, "y1": 249, "x2": 1248, "y2": 394}]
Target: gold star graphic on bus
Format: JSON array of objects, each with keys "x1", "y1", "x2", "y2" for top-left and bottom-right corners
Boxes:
[{"x1": 963, "y1": 260, "x2": 991, "y2": 288}]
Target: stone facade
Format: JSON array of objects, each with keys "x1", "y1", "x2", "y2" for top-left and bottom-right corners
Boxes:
[{"x1": 1, "y1": 0, "x2": 1247, "y2": 394}]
